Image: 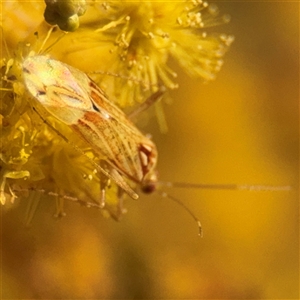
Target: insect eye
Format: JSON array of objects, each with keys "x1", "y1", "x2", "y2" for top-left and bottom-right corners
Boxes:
[
  {"x1": 140, "y1": 182, "x2": 156, "y2": 194},
  {"x1": 141, "y1": 171, "x2": 158, "y2": 194}
]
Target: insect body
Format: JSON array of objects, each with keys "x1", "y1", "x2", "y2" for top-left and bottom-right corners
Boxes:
[{"x1": 22, "y1": 55, "x2": 158, "y2": 201}]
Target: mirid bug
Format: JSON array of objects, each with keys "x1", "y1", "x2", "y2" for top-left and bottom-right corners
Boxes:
[
  {"x1": 22, "y1": 56, "x2": 161, "y2": 199},
  {"x1": 21, "y1": 55, "x2": 206, "y2": 234}
]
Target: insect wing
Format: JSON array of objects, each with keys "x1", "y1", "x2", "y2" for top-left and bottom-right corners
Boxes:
[
  {"x1": 23, "y1": 56, "x2": 92, "y2": 122},
  {"x1": 22, "y1": 55, "x2": 157, "y2": 196},
  {"x1": 71, "y1": 74, "x2": 158, "y2": 183}
]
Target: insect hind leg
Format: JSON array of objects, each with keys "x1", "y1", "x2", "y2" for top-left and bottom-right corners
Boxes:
[{"x1": 127, "y1": 86, "x2": 166, "y2": 120}]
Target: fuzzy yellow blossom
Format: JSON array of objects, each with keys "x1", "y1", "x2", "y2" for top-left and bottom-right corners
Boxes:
[
  {"x1": 63, "y1": 0, "x2": 234, "y2": 105},
  {"x1": 1, "y1": 0, "x2": 233, "y2": 220}
]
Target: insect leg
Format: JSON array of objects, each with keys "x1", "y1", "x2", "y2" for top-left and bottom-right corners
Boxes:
[
  {"x1": 127, "y1": 86, "x2": 166, "y2": 120},
  {"x1": 117, "y1": 186, "x2": 127, "y2": 218},
  {"x1": 99, "y1": 160, "x2": 111, "y2": 208}
]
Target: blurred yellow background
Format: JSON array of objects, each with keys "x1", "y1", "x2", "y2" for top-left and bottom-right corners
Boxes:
[{"x1": 2, "y1": 1, "x2": 298, "y2": 299}]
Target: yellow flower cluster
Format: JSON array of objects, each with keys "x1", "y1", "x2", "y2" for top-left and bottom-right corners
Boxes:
[
  {"x1": 0, "y1": 0, "x2": 233, "y2": 221},
  {"x1": 66, "y1": 0, "x2": 234, "y2": 105}
]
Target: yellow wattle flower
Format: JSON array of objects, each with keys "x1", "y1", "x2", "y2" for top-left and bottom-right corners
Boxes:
[
  {"x1": 63, "y1": 0, "x2": 234, "y2": 103},
  {"x1": 1, "y1": 0, "x2": 233, "y2": 221}
]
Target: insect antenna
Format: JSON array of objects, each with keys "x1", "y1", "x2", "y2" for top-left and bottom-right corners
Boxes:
[
  {"x1": 150, "y1": 181, "x2": 291, "y2": 237},
  {"x1": 158, "y1": 181, "x2": 292, "y2": 191},
  {"x1": 156, "y1": 190, "x2": 203, "y2": 237}
]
